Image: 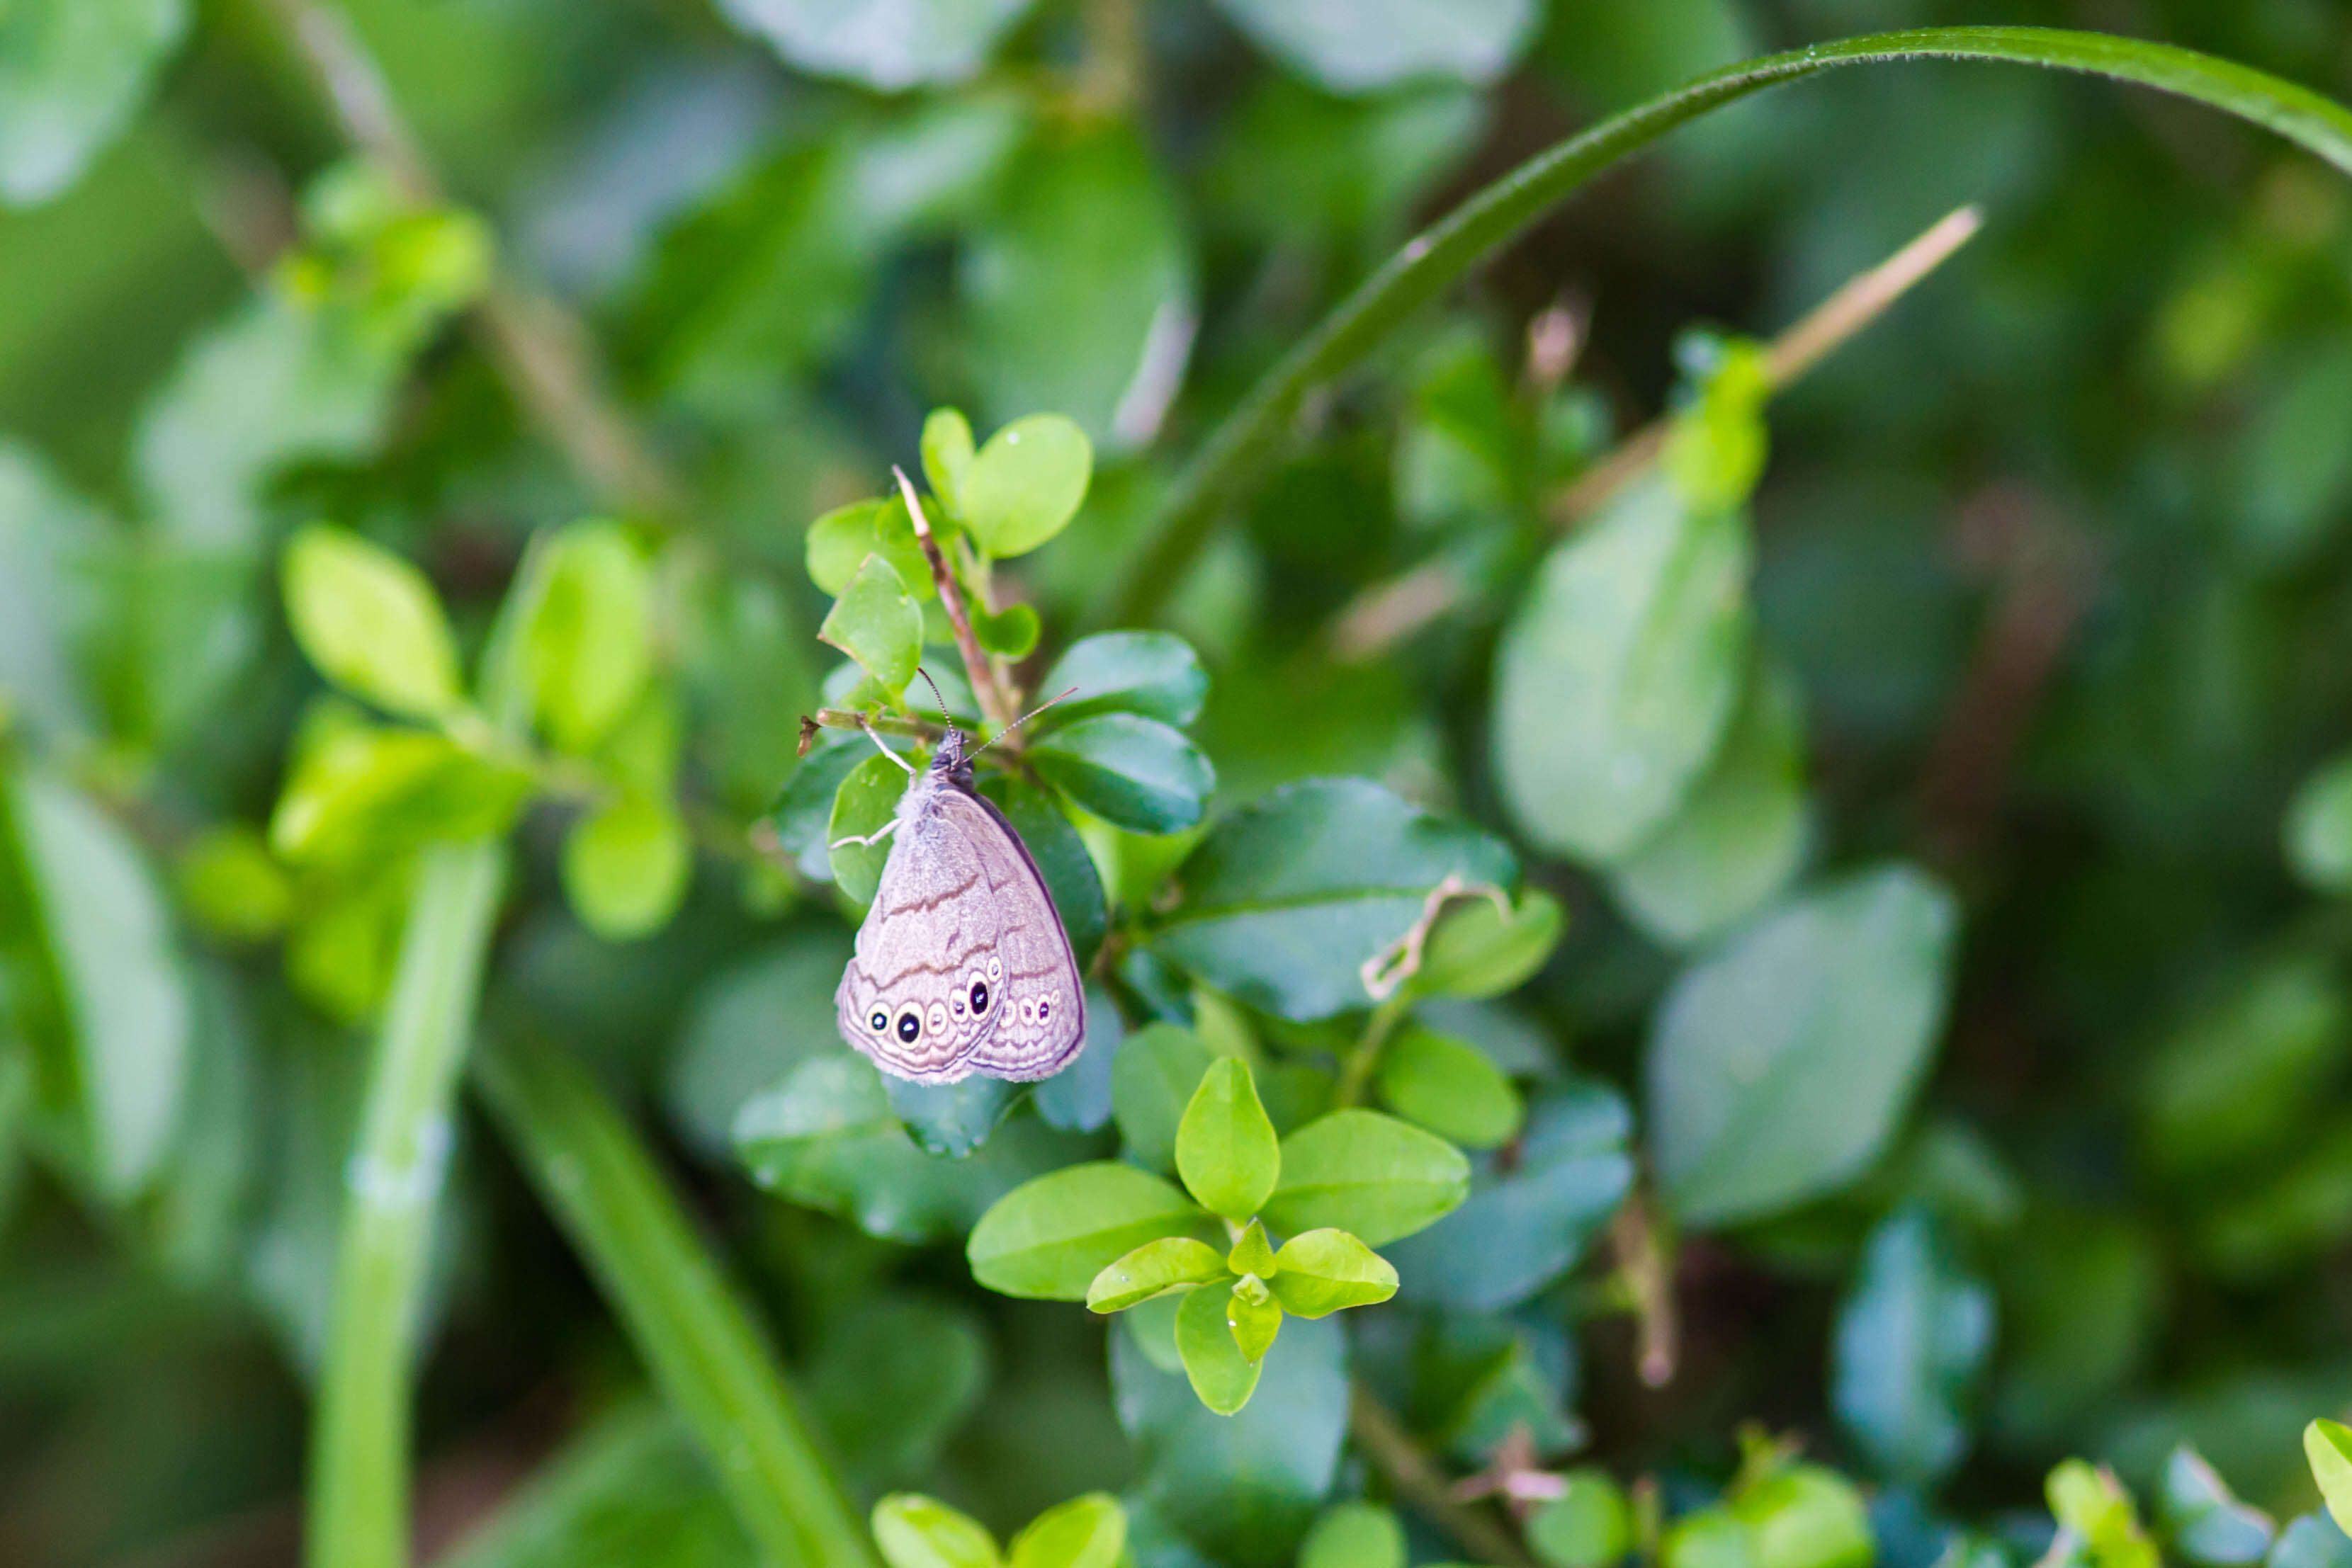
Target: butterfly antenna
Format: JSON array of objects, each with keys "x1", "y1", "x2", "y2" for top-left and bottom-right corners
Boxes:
[
  {"x1": 916, "y1": 667, "x2": 953, "y2": 729},
  {"x1": 971, "y1": 687, "x2": 1081, "y2": 759}
]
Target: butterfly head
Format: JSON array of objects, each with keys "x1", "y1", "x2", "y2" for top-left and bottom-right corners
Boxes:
[{"x1": 928, "y1": 725, "x2": 974, "y2": 788}]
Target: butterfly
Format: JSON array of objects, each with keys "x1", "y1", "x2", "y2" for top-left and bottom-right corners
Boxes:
[{"x1": 831, "y1": 698, "x2": 1085, "y2": 1084}]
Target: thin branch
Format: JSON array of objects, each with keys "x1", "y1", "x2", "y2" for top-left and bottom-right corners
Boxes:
[
  {"x1": 254, "y1": 0, "x2": 681, "y2": 519},
  {"x1": 1329, "y1": 204, "x2": 1984, "y2": 663},
  {"x1": 1609, "y1": 1186, "x2": 1680, "y2": 1389},
  {"x1": 1350, "y1": 1385, "x2": 1542, "y2": 1568},
  {"x1": 894, "y1": 469, "x2": 1018, "y2": 737}
]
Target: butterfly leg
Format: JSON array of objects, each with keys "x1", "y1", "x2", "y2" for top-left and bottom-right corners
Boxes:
[
  {"x1": 830, "y1": 817, "x2": 900, "y2": 851},
  {"x1": 856, "y1": 715, "x2": 917, "y2": 776}
]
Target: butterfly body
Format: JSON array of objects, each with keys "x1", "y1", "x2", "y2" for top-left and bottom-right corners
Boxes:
[{"x1": 835, "y1": 731, "x2": 1085, "y2": 1083}]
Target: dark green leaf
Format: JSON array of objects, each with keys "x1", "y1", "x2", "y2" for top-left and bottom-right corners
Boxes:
[
  {"x1": 1649, "y1": 864, "x2": 1959, "y2": 1226},
  {"x1": 1492, "y1": 476, "x2": 1751, "y2": 863},
  {"x1": 1387, "y1": 1079, "x2": 1632, "y2": 1310},
  {"x1": 1111, "y1": 1023, "x2": 1212, "y2": 1174},
  {"x1": 1830, "y1": 1205, "x2": 1994, "y2": 1486},
  {"x1": 887, "y1": 1073, "x2": 1017, "y2": 1159},
  {"x1": 1037, "y1": 632, "x2": 1209, "y2": 731},
  {"x1": 2161, "y1": 1445, "x2": 2275, "y2": 1566},
  {"x1": 1031, "y1": 715, "x2": 1214, "y2": 836},
  {"x1": 1260, "y1": 1108, "x2": 1469, "y2": 1246},
  {"x1": 1373, "y1": 1024, "x2": 1522, "y2": 1149},
  {"x1": 772, "y1": 736, "x2": 894, "y2": 882},
  {"x1": 0, "y1": 0, "x2": 188, "y2": 206},
  {"x1": 712, "y1": 0, "x2": 1037, "y2": 90},
  {"x1": 2271, "y1": 1516, "x2": 2352, "y2": 1568},
  {"x1": 1209, "y1": 0, "x2": 1537, "y2": 92},
  {"x1": 1151, "y1": 778, "x2": 1517, "y2": 1021}
]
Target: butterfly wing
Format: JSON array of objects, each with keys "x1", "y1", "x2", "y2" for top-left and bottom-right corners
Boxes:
[{"x1": 942, "y1": 786, "x2": 1085, "y2": 1081}]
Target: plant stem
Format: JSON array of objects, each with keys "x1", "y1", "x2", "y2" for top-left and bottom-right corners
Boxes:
[
  {"x1": 471, "y1": 1034, "x2": 880, "y2": 1568},
  {"x1": 893, "y1": 469, "x2": 1018, "y2": 737},
  {"x1": 1350, "y1": 1384, "x2": 1540, "y2": 1568},
  {"x1": 254, "y1": 0, "x2": 679, "y2": 519},
  {"x1": 1335, "y1": 993, "x2": 1412, "y2": 1109},
  {"x1": 1102, "y1": 26, "x2": 2352, "y2": 628},
  {"x1": 306, "y1": 840, "x2": 505, "y2": 1568}
]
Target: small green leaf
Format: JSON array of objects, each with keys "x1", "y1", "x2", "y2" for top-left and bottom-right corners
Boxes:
[
  {"x1": 1530, "y1": 1470, "x2": 1632, "y2": 1568},
  {"x1": 268, "y1": 726, "x2": 533, "y2": 868},
  {"x1": 1030, "y1": 714, "x2": 1214, "y2": 836},
  {"x1": 827, "y1": 752, "x2": 910, "y2": 906},
  {"x1": 1413, "y1": 889, "x2": 1564, "y2": 999},
  {"x1": 968, "y1": 1161, "x2": 1204, "y2": 1300},
  {"x1": 2161, "y1": 1445, "x2": 2275, "y2": 1566},
  {"x1": 1268, "y1": 1228, "x2": 1397, "y2": 1317},
  {"x1": 1301, "y1": 1503, "x2": 1406, "y2": 1568},
  {"x1": 2286, "y1": 751, "x2": 2352, "y2": 894},
  {"x1": 1227, "y1": 1217, "x2": 1277, "y2": 1277},
  {"x1": 1174, "y1": 1280, "x2": 1260, "y2": 1414},
  {"x1": 1226, "y1": 1278, "x2": 1281, "y2": 1362},
  {"x1": 523, "y1": 521, "x2": 655, "y2": 753},
  {"x1": 1374, "y1": 1024, "x2": 1524, "y2": 1149},
  {"x1": 1036, "y1": 631, "x2": 1209, "y2": 729},
  {"x1": 1262, "y1": 1109, "x2": 1469, "y2": 1246},
  {"x1": 0, "y1": 0, "x2": 190, "y2": 207},
  {"x1": 1007, "y1": 1492, "x2": 1126, "y2": 1568},
  {"x1": 282, "y1": 523, "x2": 463, "y2": 718},
  {"x1": 960, "y1": 414, "x2": 1092, "y2": 558},
  {"x1": 1087, "y1": 1236, "x2": 1228, "y2": 1313},
  {"x1": 922, "y1": 408, "x2": 977, "y2": 517},
  {"x1": 1731, "y1": 1465, "x2": 1873, "y2": 1568},
  {"x1": 2307, "y1": 1421, "x2": 2352, "y2": 1538},
  {"x1": 1663, "y1": 1508, "x2": 1752, "y2": 1568},
  {"x1": 818, "y1": 555, "x2": 923, "y2": 698},
  {"x1": 1175, "y1": 1057, "x2": 1281, "y2": 1220},
  {"x1": 560, "y1": 794, "x2": 691, "y2": 942},
  {"x1": 174, "y1": 824, "x2": 294, "y2": 943},
  {"x1": 973, "y1": 601, "x2": 1041, "y2": 659},
  {"x1": 806, "y1": 496, "x2": 935, "y2": 601},
  {"x1": 1830, "y1": 1205, "x2": 1993, "y2": 1487},
  {"x1": 873, "y1": 1492, "x2": 1003, "y2": 1568},
  {"x1": 1112, "y1": 1023, "x2": 1212, "y2": 1174}
]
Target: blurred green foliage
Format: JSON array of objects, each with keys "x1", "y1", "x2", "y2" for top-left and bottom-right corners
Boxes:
[{"x1": 9, "y1": 2, "x2": 2352, "y2": 1568}]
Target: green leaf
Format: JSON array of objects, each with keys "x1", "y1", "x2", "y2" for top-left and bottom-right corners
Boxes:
[
  {"x1": 1209, "y1": 0, "x2": 1537, "y2": 92},
  {"x1": 1088, "y1": 1236, "x2": 1228, "y2": 1313},
  {"x1": 976, "y1": 772, "x2": 1110, "y2": 970},
  {"x1": 772, "y1": 735, "x2": 892, "y2": 882},
  {"x1": 873, "y1": 1493, "x2": 1003, "y2": 1568},
  {"x1": 2286, "y1": 751, "x2": 2352, "y2": 893},
  {"x1": 1663, "y1": 1509, "x2": 1751, "y2": 1568},
  {"x1": 1036, "y1": 631, "x2": 1209, "y2": 731},
  {"x1": 1007, "y1": 1493, "x2": 1126, "y2": 1568},
  {"x1": 2139, "y1": 955, "x2": 2346, "y2": 1178},
  {"x1": 1152, "y1": 778, "x2": 1517, "y2": 1021},
  {"x1": 174, "y1": 823, "x2": 295, "y2": 943},
  {"x1": 959, "y1": 414, "x2": 1095, "y2": 559},
  {"x1": 282, "y1": 523, "x2": 465, "y2": 719},
  {"x1": 2161, "y1": 1445, "x2": 2275, "y2": 1567},
  {"x1": 922, "y1": 409, "x2": 977, "y2": 517},
  {"x1": 524, "y1": 522, "x2": 656, "y2": 753},
  {"x1": 1374, "y1": 1024, "x2": 1522, "y2": 1149},
  {"x1": 1649, "y1": 863, "x2": 1959, "y2": 1227},
  {"x1": 2049, "y1": 1460, "x2": 2157, "y2": 1568},
  {"x1": 1609, "y1": 656, "x2": 1810, "y2": 946},
  {"x1": 967, "y1": 1160, "x2": 1205, "y2": 1300},
  {"x1": 0, "y1": 0, "x2": 188, "y2": 206},
  {"x1": 1109, "y1": 1311, "x2": 1347, "y2": 1560},
  {"x1": 1174, "y1": 1057, "x2": 1281, "y2": 1220},
  {"x1": 806, "y1": 1296, "x2": 986, "y2": 1489},
  {"x1": 806, "y1": 496, "x2": 936, "y2": 602},
  {"x1": 827, "y1": 751, "x2": 910, "y2": 906},
  {"x1": 1830, "y1": 1205, "x2": 1994, "y2": 1487},
  {"x1": 1730, "y1": 1466, "x2": 1873, "y2": 1568},
  {"x1": 1268, "y1": 1229, "x2": 1397, "y2": 1317},
  {"x1": 1029, "y1": 714, "x2": 1213, "y2": 836},
  {"x1": 1530, "y1": 1471, "x2": 1633, "y2": 1568},
  {"x1": 1227, "y1": 1217, "x2": 1277, "y2": 1277},
  {"x1": 1261, "y1": 1108, "x2": 1469, "y2": 1245},
  {"x1": 2268, "y1": 1516, "x2": 2352, "y2": 1568},
  {"x1": 2308, "y1": 1421, "x2": 2352, "y2": 1539},
  {"x1": 818, "y1": 555, "x2": 923, "y2": 698},
  {"x1": 268, "y1": 725, "x2": 533, "y2": 869},
  {"x1": 560, "y1": 795, "x2": 691, "y2": 943},
  {"x1": 1301, "y1": 1503, "x2": 1406, "y2": 1568},
  {"x1": 1226, "y1": 1278, "x2": 1282, "y2": 1363},
  {"x1": 1175, "y1": 1280, "x2": 1261, "y2": 1414},
  {"x1": 0, "y1": 768, "x2": 191, "y2": 1200},
  {"x1": 1492, "y1": 475, "x2": 1751, "y2": 863},
  {"x1": 1111, "y1": 1022, "x2": 1212, "y2": 1174},
  {"x1": 887, "y1": 1073, "x2": 1017, "y2": 1159},
  {"x1": 1412, "y1": 889, "x2": 1564, "y2": 999},
  {"x1": 733, "y1": 1054, "x2": 1080, "y2": 1244},
  {"x1": 667, "y1": 936, "x2": 848, "y2": 1158},
  {"x1": 711, "y1": 0, "x2": 1037, "y2": 90},
  {"x1": 1386, "y1": 1079, "x2": 1633, "y2": 1310},
  {"x1": 963, "y1": 127, "x2": 1191, "y2": 448},
  {"x1": 973, "y1": 602, "x2": 1040, "y2": 659}
]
